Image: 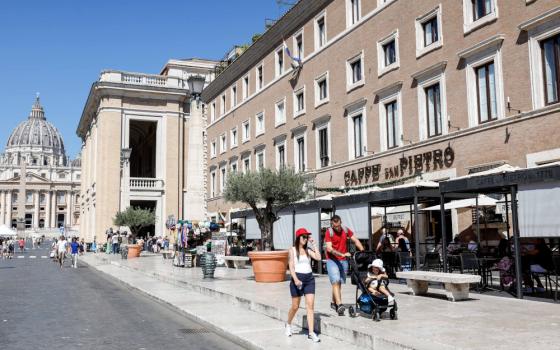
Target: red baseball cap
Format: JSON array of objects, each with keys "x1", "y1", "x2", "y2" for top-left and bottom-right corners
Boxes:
[{"x1": 295, "y1": 228, "x2": 312, "y2": 238}]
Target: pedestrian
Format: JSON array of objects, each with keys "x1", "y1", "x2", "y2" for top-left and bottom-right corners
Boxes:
[
  {"x1": 395, "y1": 229, "x2": 411, "y2": 254},
  {"x1": 8, "y1": 238, "x2": 14, "y2": 259},
  {"x1": 18, "y1": 237, "x2": 25, "y2": 253},
  {"x1": 70, "y1": 237, "x2": 80, "y2": 268},
  {"x1": 324, "y1": 215, "x2": 364, "y2": 315},
  {"x1": 91, "y1": 236, "x2": 97, "y2": 253},
  {"x1": 79, "y1": 238, "x2": 85, "y2": 255},
  {"x1": 112, "y1": 232, "x2": 119, "y2": 254},
  {"x1": 57, "y1": 235, "x2": 68, "y2": 269},
  {"x1": 285, "y1": 228, "x2": 321, "y2": 343}
]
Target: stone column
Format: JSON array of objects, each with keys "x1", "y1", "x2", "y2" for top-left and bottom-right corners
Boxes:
[
  {"x1": 45, "y1": 191, "x2": 51, "y2": 228},
  {"x1": 33, "y1": 191, "x2": 40, "y2": 228},
  {"x1": 0, "y1": 191, "x2": 5, "y2": 225},
  {"x1": 6, "y1": 191, "x2": 12, "y2": 227},
  {"x1": 51, "y1": 191, "x2": 57, "y2": 228},
  {"x1": 66, "y1": 191, "x2": 73, "y2": 228}
]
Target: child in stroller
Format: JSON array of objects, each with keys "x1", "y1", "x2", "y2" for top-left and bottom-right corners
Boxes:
[{"x1": 348, "y1": 252, "x2": 397, "y2": 321}]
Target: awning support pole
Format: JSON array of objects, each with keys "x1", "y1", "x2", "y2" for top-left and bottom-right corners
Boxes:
[
  {"x1": 511, "y1": 186, "x2": 523, "y2": 299},
  {"x1": 475, "y1": 195, "x2": 481, "y2": 245},
  {"x1": 368, "y1": 203, "x2": 373, "y2": 251},
  {"x1": 414, "y1": 189, "x2": 421, "y2": 270},
  {"x1": 317, "y1": 208, "x2": 322, "y2": 275},
  {"x1": 440, "y1": 193, "x2": 448, "y2": 272}
]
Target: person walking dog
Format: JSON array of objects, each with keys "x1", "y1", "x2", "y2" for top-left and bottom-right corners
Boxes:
[
  {"x1": 325, "y1": 215, "x2": 364, "y2": 315},
  {"x1": 285, "y1": 228, "x2": 321, "y2": 343}
]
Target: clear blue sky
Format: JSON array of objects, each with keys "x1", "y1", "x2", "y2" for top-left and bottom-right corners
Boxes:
[{"x1": 0, "y1": 0, "x2": 288, "y2": 158}]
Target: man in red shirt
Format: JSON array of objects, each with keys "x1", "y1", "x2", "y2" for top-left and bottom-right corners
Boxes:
[{"x1": 324, "y1": 215, "x2": 364, "y2": 315}]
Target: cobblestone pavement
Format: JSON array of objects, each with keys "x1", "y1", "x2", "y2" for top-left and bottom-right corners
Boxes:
[{"x1": 0, "y1": 242, "x2": 245, "y2": 350}]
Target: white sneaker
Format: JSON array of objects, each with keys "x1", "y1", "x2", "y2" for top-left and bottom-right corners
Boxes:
[
  {"x1": 308, "y1": 332, "x2": 321, "y2": 343},
  {"x1": 284, "y1": 323, "x2": 292, "y2": 337},
  {"x1": 388, "y1": 296, "x2": 395, "y2": 305}
]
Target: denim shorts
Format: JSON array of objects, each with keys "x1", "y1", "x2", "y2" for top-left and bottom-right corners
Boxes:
[
  {"x1": 326, "y1": 259, "x2": 348, "y2": 285},
  {"x1": 290, "y1": 272, "x2": 315, "y2": 297}
]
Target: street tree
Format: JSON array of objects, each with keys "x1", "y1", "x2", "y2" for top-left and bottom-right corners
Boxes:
[
  {"x1": 224, "y1": 168, "x2": 308, "y2": 250},
  {"x1": 113, "y1": 207, "x2": 155, "y2": 240}
]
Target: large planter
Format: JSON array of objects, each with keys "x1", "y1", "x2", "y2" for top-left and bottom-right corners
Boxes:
[
  {"x1": 127, "y1": 244, "x2": 142, "y2": 259},
  {"x1": 248, "y1": 251, "x2": 289, "y2": 283}
]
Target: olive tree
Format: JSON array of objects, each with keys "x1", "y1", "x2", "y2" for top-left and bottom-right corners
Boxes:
[
  {"x1": 224, "y1": 168, "x2": 308, "y2": 250},
  {"x1": 113, "y1": 207, "x2": 155, "y2": 240}
]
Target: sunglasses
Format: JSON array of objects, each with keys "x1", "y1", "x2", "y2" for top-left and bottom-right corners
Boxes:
[{"x1": 300, "y1": 236, "x2": 309, "y2": 239}]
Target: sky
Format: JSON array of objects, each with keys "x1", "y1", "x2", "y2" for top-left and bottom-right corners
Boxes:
[{"x1": 0, "y1": 0, "x2": 288, "y2": 158}]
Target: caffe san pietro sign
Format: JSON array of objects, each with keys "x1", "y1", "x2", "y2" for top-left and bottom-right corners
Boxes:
[{"x1": 343, "y1": 146, "x2": 455, "y2": 186}]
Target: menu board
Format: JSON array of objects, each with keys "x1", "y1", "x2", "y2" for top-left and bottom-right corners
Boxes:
[{"x1": 211, "y1": 232, "x2": 227, "y2": 265}]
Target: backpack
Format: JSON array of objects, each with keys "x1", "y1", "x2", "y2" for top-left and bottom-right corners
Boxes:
[{"x1": 324, "y1": 226, "x2": 356, "y2": 254}]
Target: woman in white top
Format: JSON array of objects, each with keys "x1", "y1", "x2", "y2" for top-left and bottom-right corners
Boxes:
[{"x1": 285, "y1": 228, "x2": 322, "y2": 343}]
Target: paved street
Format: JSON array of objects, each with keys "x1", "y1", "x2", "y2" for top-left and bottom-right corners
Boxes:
[{"x1": 0, "y1": 241, "x2": 245, "y2": 350}]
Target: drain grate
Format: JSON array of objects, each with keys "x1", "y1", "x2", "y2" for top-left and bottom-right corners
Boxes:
[{"x1": 179, "y1": 328, "x2": 212, "y2": 335}]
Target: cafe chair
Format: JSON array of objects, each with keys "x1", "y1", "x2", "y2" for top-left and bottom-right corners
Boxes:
[{"x1": 422, "y1": 252, "x2": 442, "y2": 272}]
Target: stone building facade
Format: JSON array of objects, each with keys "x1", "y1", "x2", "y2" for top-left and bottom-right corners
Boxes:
[
  {"x1": 0, "y1": 97, "x2": 81, "y2": 231},
  {"x1": 77, "y1": 59, "x2": 217, "y2": 243},
  {"x1": 201, "y1": 0, "x2": 560, "y2": 231}
]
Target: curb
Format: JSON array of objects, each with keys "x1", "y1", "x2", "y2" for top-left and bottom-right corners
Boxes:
[{"x1": 82, "y1": 257, "x2": 264, "y2": 350}]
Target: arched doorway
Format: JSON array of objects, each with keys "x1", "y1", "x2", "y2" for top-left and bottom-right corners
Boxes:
[
  {"x1": 11, "y1": 219, "x2": 17, "y2": 228},
  {"x1": 25, "y1": 213, "x2": 33, "y2": 229}
]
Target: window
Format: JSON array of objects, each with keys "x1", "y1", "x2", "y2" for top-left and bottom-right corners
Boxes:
[
  {"x1": 26, "y1": 191, "x2": 33, "y2": 204},
  {"x1": 293, "y1": 87, "x2": 305, "y2": 117},
  {"x1": 256, "y1": 64, "x2": 264, "y2": 91},
  {"x1": 475, "y1": 61, "x2": 498, "y2": 123},
  {"x1": 347, "y1": 0, "x2": 360, "y2": 27},
  {"x1": 256, "y1": 149, "x2": 265, "y2": 170},
  {"x1": 220, "y1": 134, "x2": 227, "y2": 153},
  {"x1": 377, "y1": 31, "x2": 399, "y2": 76},
  {"x1": 277, "y1": 143, "x2": 286, "y2": 170},
  {"x1": 463, "y1": 0, "x2": 498, "y2": 34},
  {"x1": 317, "y1": 125, "x2": 330, "y2": 168},
  {"x1": 231, "y1": 86, "x2": 237, "y2": 107},
  {"x1": 57, "y1": 192, "x2": 66, "y2": 205},
  {"x1": 242, "y1": 156, "x2": 251, "y2": 173},
  {"x1": 472, "y1": 0, "x2": 493, "y2": 21},
  {"x1": 211, "y1": 139, "x2": 217, "y2": 157},
  {"x1": 294, "y1": 31, "x2": 304, "y2": 59},
  {"x1": 423, "y1": 17, "x2": 439, "y2": 47},
  {"x1": 230, "y1": 127, "x2": 238, "y2": 148},
  {"x1": 425, "y1": 83, "x2": 442, "y2": 137},
  {"x1": 220, "y1": 166, "x2": 226, "y2": 193},
  {"x1": 352, "y1": 114, "x2": 364, "y2": 158},
  {"x1": 346, "y1": 52, "x2": 364, "y2": 91},
  {"x1": 315, "y1": 13, "x2": 327, "y2": 50},
  {"x1": 414, "y1": 64, "x2": 448, "y2": 141},
  {"x1": 295, "y1": 135, "x2": 306, "y2": 172},
  {"x1": 315, "y1": 73, "x2": 329, "y2": 106},
  {"x1": 275, "y1": 47, "x2": 284, "y2": 77},
  {"x1": 542, "y1": 34, "x2": 560, "y2": 105},
  {"x1": 415, "y1": 6, "x2": 443, "y2": 57},
  {"x1": 242, "y1": 76, "x2": 249, "y2": 100},
  {"x1": 220, "y1": 94, "x2": 226, "y2": 115},
  {"x1": 242, "y1": 121, "x2": 250, "y2": 142},
  {"x1": 210, "y1": 171, "x2": 216, "y2": 197},
  {"x1": 58, "y1": 173, "x2": 66, "y2": 179},
  {"x1": 255, "y1": 112, "x2": 265, "y2": 135},
  {"x1": 230, "y1": 161, "x2": 238, "y2": 173},
  {"x1": 385, "y1": 102, "x2": 399, "y2": 149},
  {"x1": 210, "y1": 102, "x2": 216, "y2": 122},
  {"x1": 275, "y1": 99, "x2": 286, "y2": 126},
  {"x1": 40, "y1": 193, "x2": 46, "y2": 205}
]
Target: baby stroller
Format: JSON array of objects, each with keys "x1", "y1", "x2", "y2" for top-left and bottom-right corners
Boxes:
[{"x1": 348, "y1": 251, "x2": 398, "y2": 321}]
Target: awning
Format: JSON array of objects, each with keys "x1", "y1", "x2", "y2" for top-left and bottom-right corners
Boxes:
[{"x1": 422, "y1": 194, "x2": 497, "y2": 211}]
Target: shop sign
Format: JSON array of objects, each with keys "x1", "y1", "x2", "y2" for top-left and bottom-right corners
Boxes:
[{"x1": 344, "y1": 146, "x2": 455, "y2": 186}]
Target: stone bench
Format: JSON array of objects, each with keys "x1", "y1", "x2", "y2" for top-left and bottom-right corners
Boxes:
[
  {"x1": 396, "y1": 271, "x2": 481, "y2": 301},
  {"x1": 161, "y1": 250, "x2": 174, "y2": 259},
  {"x1": 223, "y1": 256, "x2": 250, "y2": 269}
]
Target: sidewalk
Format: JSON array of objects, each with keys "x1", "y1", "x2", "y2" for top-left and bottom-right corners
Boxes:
[{"x1": 82, "y1": 253, "x2": 560, "y2": 350}]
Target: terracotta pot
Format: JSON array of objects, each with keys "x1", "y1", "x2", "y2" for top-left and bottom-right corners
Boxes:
[
  {"x1": 248, "y1": 250, "x2": 289, "y2": 283},
  {"x1": 127, "y1": 244, "x2": 142, "y2": 259}
]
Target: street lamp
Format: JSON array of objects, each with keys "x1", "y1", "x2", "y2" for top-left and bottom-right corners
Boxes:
[
  {"x1": 120, "y1": 148, "x2": 132, "y2": 166},
  {"x1": 187, "y1": 75, "x2": 206, "y2": 101}
]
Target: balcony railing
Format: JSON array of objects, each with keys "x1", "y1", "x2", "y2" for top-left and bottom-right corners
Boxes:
[
  {"x1": 99, "y1": 70, "x2": 186, "y2": 89},
  {"x1": 130, "y1": 178, "x2": 164, "y2": 191}
]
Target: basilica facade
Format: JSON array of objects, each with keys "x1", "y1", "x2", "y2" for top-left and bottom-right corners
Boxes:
[{"x1": 0, "y1": 97, "x2": 81, "y2": 231}]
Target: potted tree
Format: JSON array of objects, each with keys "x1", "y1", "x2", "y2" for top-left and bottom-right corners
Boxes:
[
  {"x1": 224, "y1": 168, "x2": 308, "y2": 282},
  {"x1": 113, "y1": 207, "x2": 155, "y2": 258}
]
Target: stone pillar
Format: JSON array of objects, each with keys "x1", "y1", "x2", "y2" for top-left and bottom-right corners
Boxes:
[
  {"x1": 0, "y1": 191, "x2": 5, "y2": 225},
  {"x1": 45, "y1": 191, "x2": 51, "y2": 228},
  {"x1": 51, "y1": 191, "x2": 57, "y2": 228},
  {"x1": 66, "y1": 191, "x2": 73, "y2": 228},
  {"x1": 33, "y1": 191, "x2": 40, "y2": 228},
  {"x1": 6, "y1": 191, "x2": 12, "y2": 227}
]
